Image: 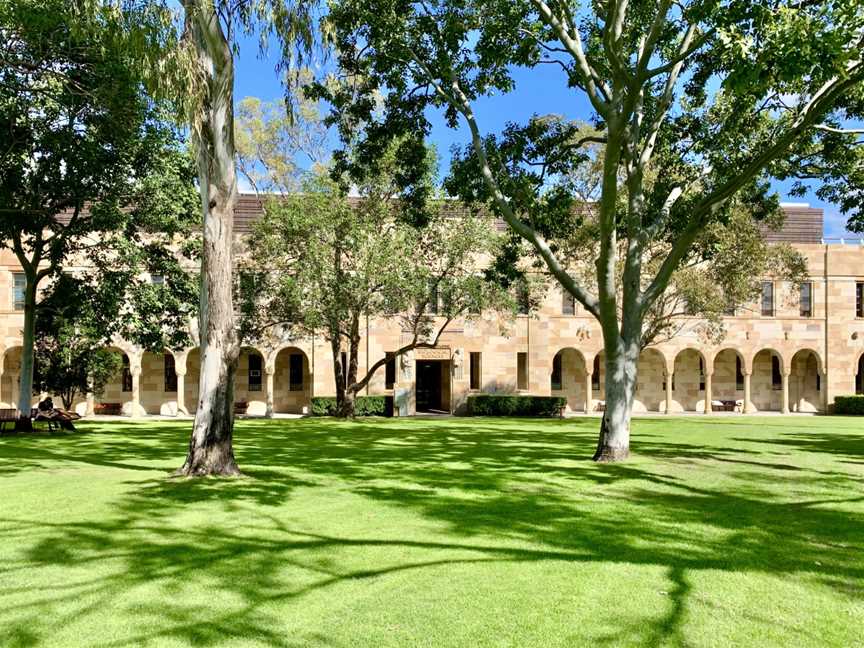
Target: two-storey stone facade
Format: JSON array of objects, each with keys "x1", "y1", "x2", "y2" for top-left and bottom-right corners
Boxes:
[{"x1": 1, "y1": 201, "x2": 863, "y2": 417}]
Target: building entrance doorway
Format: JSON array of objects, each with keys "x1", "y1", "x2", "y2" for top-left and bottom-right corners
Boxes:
[{"x1": 415, "y1": 360, "x2": 450, "y2": 413}]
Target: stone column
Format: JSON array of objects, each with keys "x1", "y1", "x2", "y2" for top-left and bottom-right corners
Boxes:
[
  {"x1": 265, "y1": 365, "x2": 275, "y2": 418},
  {"x1": 584, "y1": 371, "x2": 593, "y2": 413},
  {"x1": 743, "y1": 371, "x2": 753, "y2": 413},
  {"x1": 781, "y1": 370, "x2": 790, "y2": 414},
  {"x1": 10, "y1": 373, "x2": 19, "y2": 412},
  {"x1": 821, "y1": 370, "x2": 828, "y2": 413},
  {"x1": 130, "y1": 366, "x2": 142, "y2": 418},
  {"x1": 85, "y1": 392, "x2": 95, "y2": 416},
  {"x1": 704, "y1": 371, "x2": 713, "y2": 414},
  {"x1": 176, "y1": 369, "x2": 187, "y2": 416},
  {"x1": 665, "y1": 372, "x2": 673, "y2": 414}
]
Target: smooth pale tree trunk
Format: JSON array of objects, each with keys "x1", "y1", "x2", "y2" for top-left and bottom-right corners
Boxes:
[
  {"x1": 593, "y1": 345, "x2": 638, "y2": 462},
  {"x1": 15, "y1": 272, "x2": 38, "y2": 430},
  {"x1": 177, "y1": 1, "x2": 240, "y2": 476}
]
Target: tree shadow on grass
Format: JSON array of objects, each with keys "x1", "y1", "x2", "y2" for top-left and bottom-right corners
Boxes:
[{"x1": 1, "y1": 416, "x2": 862, "y2": 646}]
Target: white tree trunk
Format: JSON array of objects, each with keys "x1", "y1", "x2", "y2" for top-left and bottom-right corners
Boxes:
[
  {"x1": 15, "y1": 274, "x2": 38, "y2": 429},
  {"x1": 178, "y1": 0, "x2": 240, "y2": 476},
  {"x1": 593, "y1": 344, "x2": 638, "y2": 462}
]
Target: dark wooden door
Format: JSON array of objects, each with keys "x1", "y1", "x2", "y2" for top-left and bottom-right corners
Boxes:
[{"x1": 416, "y1": 361, "x2": 442, "y2": 412}]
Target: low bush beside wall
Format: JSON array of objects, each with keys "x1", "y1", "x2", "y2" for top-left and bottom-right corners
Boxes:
[
  {"x1": 311, "y1": 396, "x2": 391, "y2": 416},
  {"x1": 467, "y1": 394, "x2": 567, "y2": 417},
  {"x1": 834, "y1": 395, "x2": 864, "y2": 415}
]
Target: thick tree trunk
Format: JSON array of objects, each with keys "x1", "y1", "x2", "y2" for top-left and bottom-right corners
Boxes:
[
  {"x1": 338, "y1": 389, "x2": 356, "y2": 418},
  {"x1": 177, "y1": 1, "x2": 240, "y2": 476},
  {"x1": 15, "y1": 275, "x2": 38, "y2": 431},
  {"x1": 593, "y1": 346, "x2": 638, "y2": 462}
]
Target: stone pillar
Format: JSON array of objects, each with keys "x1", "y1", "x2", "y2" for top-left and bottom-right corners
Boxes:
[
  {"x1": 743, "y1": 371, "x2": 753, "y2": 413},
  {"x1": 130, "y1": 366, "x2": 141, "y2": 419},
  {"x1": 85, "y1": 392, "x2": 95, "y2": 416},
  {"x1": 584, "y1": 371, "x2": 593, "y2": 413},
  {"x1": 176, "y1": 369, "x2": 187, "y2": 415},
  {"x1": 704, "y1": 371, "x2": 713, "y2": 414},
  {"x1": 781, "y1": 370, "x2": 790, "y2": 414},
  {"x1": 665, "y1": 372, "x2": 673, "y2": 414},
  {"x1": 265, "y1": 365, "x2": 275, "y2": 418},
  {"x1": 821, "y1": 370, "x2": 828, "y2": 413},
  {"x1": 10, "y1": 373, "x2": 19, "y2": 412}
]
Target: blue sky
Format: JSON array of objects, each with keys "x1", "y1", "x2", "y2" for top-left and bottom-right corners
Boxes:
[{"x1": 234, "y1": 34, "x2": 858, "y2": 239}]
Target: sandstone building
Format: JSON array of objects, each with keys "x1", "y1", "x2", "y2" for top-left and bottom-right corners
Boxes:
[{"x1": 1, "y1": 202, "x2": 863, "y2": 417}]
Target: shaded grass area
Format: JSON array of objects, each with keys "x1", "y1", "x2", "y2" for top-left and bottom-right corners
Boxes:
[{"x1": 1, "y1": 416, "x2": 863, "y2": 647}]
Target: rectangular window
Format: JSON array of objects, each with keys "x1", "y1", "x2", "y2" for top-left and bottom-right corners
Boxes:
[
  {"x1": 122, "y1": 356, "x2": 132, "y2": 392},
  {"x1": 699, "y1": 358, "x2": 705, "y2": 391},
  {"x1": 12, "y1": 273, "x2": 25, "y2": 311},
  {"x1": 517, "y1": 352, "x2": 528, "y2": 390},
  {"x1": 857, "y1": 282, "x2": 864, "y2": 318},
  {"x1": 771, "y1": 356, "x2": 782, "y2": 390},
  {"x1": 469, "y1": 352, "x2": 481, "y2": 390},
  {"x1": 164, "y1": 353, "x2": 177, "y2": 392},
  {"x1": 562, "y1": 291, "x2": 575, "y2": 315},
  {"x1": 592, "y1": 355, "x2": 600, "y2": 391},
  {"x1": 289, "y1": 354, "x2": 304, "y2": 391},
  {"x1": 799, "y1": 282, "x2": 812, "y2": 317},
  {"x1": 385, "y1": 352, "x2": 396, "y2": 389},
  {"x1": 735, "y1": 357, "x2": 744, "y2": 391},
  {"x1": 248, "y1": 353, "x2": 262, "y2": 392},
  {"x1": 551, "y1": 353, "x2": 562, "y2": 390},
  {"x1": 761, "y1": 281, "x2": 774, "y2": 317}
]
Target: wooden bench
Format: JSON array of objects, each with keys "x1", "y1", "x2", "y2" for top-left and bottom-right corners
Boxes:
[
  {"x1": 714, "y1": 400, "x2": 738, "y2": 412},
  {"x1": 0, "y1": 408, "x2": 19, "y2": 432},
  {"x1": 94, "y1": 403, "x2": 122, "y2": 415}
]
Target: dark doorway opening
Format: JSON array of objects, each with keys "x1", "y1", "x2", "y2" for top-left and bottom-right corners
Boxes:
[{"x1": 416, "y1": 360, "x2": 449, "y2": 413}]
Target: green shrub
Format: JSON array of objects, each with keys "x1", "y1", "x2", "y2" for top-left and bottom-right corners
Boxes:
[
  {"x1": 834, "y1": 395, "x2": 864, "y2": 415},
  {"x1": 311, "y1": 395, "x2": 390, "y2": 416},
  {"x1": 467, "y1": 394, "x2": 567, "y2": 417},
  {"x1": 311, "y1": 397, "x2": 338, "y2": 416}
]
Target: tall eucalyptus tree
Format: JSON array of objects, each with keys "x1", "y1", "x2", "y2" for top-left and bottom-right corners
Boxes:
[{"x1": 323, "y1": 0, "x2": 864, "y2": 460}]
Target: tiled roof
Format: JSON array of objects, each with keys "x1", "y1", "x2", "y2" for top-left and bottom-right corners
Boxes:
[
  {"x1": 236, "y1": 194, "x2": 824, "y2": 242},
  {"x1": 59, "y1": 194, "x2": 825, "y2": 243}
]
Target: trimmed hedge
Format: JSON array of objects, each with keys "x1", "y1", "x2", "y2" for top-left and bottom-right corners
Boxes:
[
  {"x1": 468, "y1": 394, "x2": 567, "y2": 417},
  {"x1": 311, "y1": 396, "x2": 390, "y2": 416},
  {"x1": 834, "y1": 395, "x2": 864, "y2": 415}
]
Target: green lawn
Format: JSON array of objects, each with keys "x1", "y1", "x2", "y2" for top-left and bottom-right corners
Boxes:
[{"x1": 1, "y1": 416, "x2": 862, "y2": 647}]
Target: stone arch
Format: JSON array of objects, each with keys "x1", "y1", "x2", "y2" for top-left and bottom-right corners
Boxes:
[
  {"x1": 751, "y1": 348, "x2": 785, "y2": 412},
  {"x1": 273, "y1": 346, "x2": 312, "y2": 414},
  {"x1": 551, "y1": 347, "x2": 589, "y2": 412},
  {"x1": 1, "y1": 345, "x2": 23, "y2": 408},
  {"x1": 789, "y1": 348, "x2": 824, "y2": 413},
  {"x1": 671, "y1": 347, "x2": 708, "y2": 412},
  {"x1": 633, "y1": 347, "x2": 668, "y2": 413},
  {"x1": 712, "y1": 348, "x2": 747, "y2": 405},
  {"x1": 237, "y1": 345, "x2": 269, "y2": 416},
  {"x1": 139, "y1": 349, "x2": 183, "y2": 416},
  {"x1": 93, "y1": 346, "x2": 136, "y2": 415}
]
